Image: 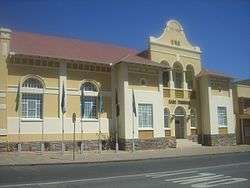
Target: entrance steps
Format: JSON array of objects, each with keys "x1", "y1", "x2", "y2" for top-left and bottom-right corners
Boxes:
[{"x1": 176, "y1": 139, "x2": 202, "y2": 148}]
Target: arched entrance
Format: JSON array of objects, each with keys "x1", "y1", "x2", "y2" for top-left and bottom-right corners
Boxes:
[{"x1": 175, "y1": 106, "x2": 186, "y2": 138}]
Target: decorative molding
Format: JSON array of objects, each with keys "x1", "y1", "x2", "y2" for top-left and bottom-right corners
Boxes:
[
  {"x1": 7, "y1": 85, "x2": 111, "y2": 96},
  {"x1": 150, "y1": 48, "x2": 201, "y2": 60}
]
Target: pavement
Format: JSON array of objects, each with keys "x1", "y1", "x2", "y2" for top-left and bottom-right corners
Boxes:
[
  {"x1": 0, "y1": 145, "x2": 250, "y2": 166},
  {"x1": 0, "y1": 152, "x2": 250, "y2": 187}
]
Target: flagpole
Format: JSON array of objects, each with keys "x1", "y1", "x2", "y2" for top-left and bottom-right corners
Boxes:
[
  {"x1": 80, "y1": 113, "x2": 84, "y2": 154},
  {"x1": 115, "y1": 119, "x2": 118, "y2": 152},
  {"x1": 61, "y1": 82, "x2": 66, "y2": 155},
  {"x1": 132, "y1": 89, "x2": 136, "y2": 152},
  {"x1": 98, "y1": 112, "x2": 102, "y2": 153},
  {"x1": 115, "y1": 90, "x2": 119, "y2": 153},
  {"x1": 61, "y1": 113, "x2": 64, "y2": 154},
  {"x1": 41, "y1": 94, "x2": 45, "y2": 153},
  {"x1": 132, "y1": 109, "x2": 135, "y2": 152},
  {"x1": 80, "y1": 88, "x2": 84, "y2": 154},
  {"x1": 18, "y1": 84, "x2": 21, "y2": 152}
]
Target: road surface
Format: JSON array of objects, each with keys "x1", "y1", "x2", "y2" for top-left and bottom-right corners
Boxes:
[{"x1": 0, "y1": 152, "x2": 250, "y2": 187}]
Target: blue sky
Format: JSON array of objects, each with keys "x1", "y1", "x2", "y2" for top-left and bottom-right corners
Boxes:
[{"x1": 1, "y1": 0, "x2": 249, "y2": 79}]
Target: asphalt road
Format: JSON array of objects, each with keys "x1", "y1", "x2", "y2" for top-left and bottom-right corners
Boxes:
[{"x1": 0, "y1": 152, "x2": 250, "y2": 188}]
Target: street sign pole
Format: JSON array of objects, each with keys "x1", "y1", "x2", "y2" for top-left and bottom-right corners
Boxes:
[{"x1": 72, "y1": 113, "x2": 76, "y2": 161}]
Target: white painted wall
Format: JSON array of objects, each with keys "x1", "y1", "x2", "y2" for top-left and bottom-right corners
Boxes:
[
  {"x1": 7, "y1": 117, "x2": 109, "y2": 135},
  {"x1": 210, "y1": 89, "x2": 235, "y2": 134},
  {"x1": 126, "y1": 89, "x2": 164, "y2": 139}
]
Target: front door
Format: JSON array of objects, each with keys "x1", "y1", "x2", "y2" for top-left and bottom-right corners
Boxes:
[{"x1": 175, "y1": 117, "x2": 184, "y2": 138}]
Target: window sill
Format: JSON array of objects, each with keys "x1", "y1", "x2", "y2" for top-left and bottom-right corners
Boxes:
[
  {"x1": 81, "y1": 118, "x2": 98, "y2": 122},
  {"x1": 138, "y1": 128, "x2": 154, "y2": 131},
  {"x1": 219, "y1": 126, "x2": 227, "y2": 128},
  {"x1": 21, "y1": 118, "x2": 43, "y2": 122},
  {"x1": 164, "y1": 127, "x2": 171, "y2": 130}
]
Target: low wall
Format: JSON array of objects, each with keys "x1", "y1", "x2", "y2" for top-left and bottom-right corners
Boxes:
[
  {"x1": 0, "y1": 140, "x2": 112, "y2": 152},
  {"x1": 202, "y1": 134, "x2": 236, "y2": 146},
  {"x1": 118, "y1": 137, "x2": 176, "y2": 151}
]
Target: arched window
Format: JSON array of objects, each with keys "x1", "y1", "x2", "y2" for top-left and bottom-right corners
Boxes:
[
  {"x1": 161, "y1": 60, "x2": 170, "y2": 87},
  {"x1": 173, "y1": 62, "x2": 183, "y2": 89},
  {"x1": 80, "y1": 82, "x2": 98, "y2": 119},
  {"x1": 174, "y1": 106, "x2": 186, "y2": 117},
  {"x1": 190, "y1": 109, "x2": 197, "y2": 127},
  {"x1": 186, "y1": 65, "x2": 194, "y2": 89},
  {"x1": 21, "y1": 77, "x2": 44, "y2": 119},
  {"x1": 164, "y1": 108, "x2": 170, "y2": 128},
  {"x1": 82, "y1": 82, "x2": 97, "y2": 92}
]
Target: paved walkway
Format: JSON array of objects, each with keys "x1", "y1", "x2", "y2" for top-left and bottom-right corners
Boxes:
[{"x1": 0, "y1": 145, "x2": 250, "y2": 166}]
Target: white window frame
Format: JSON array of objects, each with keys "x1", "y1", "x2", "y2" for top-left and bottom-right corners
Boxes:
[
  {"x1": 21, "y1": 93, "x2": 43, "y2": 121},
  {"x1": 21, "y1": 77, "x2": 44, "y2": 121},
  {"x1": 81, "y1": 96, "x2": 97, "y2": 120},
  {"x1": 138, "y1": 103, "x2": 153, "y2": 129},
  {"x1": 80, "y1": 82, "x2": 98, "y2": 121},
  {"x1": 217, "y1": 106, "x2": 227, "y2": 127}
]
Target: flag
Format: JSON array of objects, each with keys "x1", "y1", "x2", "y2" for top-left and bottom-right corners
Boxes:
[
  {"x1": 115, "y1": 89, "x2": 120, "y2": 117},
  {"x1": 15, "y1": 82, "x2": 21, "y2": 112},
  {"x1": 132, "y1": 89, "x2": 137, "y2": 117},
  {"x1": 98, "y1": 95, "x2": 104, "y2": 113},
  {"x1": 61, "y1": 83, "x2": 66, "y2": 114}
]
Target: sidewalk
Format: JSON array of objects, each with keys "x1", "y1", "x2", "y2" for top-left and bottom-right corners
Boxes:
[{"x1": 0, "y1": 145, "x2": 250, "y2": 166}]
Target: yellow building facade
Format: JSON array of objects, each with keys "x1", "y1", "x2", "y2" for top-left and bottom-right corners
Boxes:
[{"x1": 0, "y1": 20, "x2": 238, "y2": 152}]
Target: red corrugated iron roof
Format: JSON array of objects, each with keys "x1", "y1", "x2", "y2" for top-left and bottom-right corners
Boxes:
[
  {"x1": 10, "y1": 31, "x2": 167, "y2": 68},
  {"x1": 10, "y1": 31, "x2": 137, "y2": 64}
]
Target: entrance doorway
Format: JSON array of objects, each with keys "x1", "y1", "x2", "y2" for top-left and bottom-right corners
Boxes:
[{"x1": 175, "y1": 106, "x2": 186, "y2": 139}]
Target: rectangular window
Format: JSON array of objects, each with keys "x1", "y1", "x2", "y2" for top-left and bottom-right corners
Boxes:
[
  {"x1": 21, "y1": 93, "x2": 43, "y2": 119},
  {"x1": 138, "y1": 104, "x2": 153, "y2": 128},
  {"x1": 217, "y1": 106, "x2": 227, "y2": 127},
  {"x1": 81, "y1": 96, "x2": 97, "y2": 119}
]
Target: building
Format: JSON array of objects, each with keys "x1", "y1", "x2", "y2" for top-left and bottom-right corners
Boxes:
[
  {"x1": 0, "y1": 20, "x2": 238, "y2": 152},
  {"x1": 233, "y1": 79, "x2": 250, "y2": 144}
]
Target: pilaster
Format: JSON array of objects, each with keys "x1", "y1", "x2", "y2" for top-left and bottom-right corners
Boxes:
[{"x1": 0, "y1": 28, "x2": 11, "y2": 139}]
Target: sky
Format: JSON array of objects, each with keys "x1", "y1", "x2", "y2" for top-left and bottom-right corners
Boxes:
[{"x1": 0, "y1": 0, "x2": 249, "y2": 80}]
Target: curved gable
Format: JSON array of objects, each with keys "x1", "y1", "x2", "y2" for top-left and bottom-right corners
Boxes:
[{"x1": 150, "y1": 20, "x2": 201, "y2": 53}]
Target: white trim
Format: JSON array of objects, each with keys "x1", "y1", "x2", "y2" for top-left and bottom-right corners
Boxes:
[
  {"x1": 138, "y1": 128, "x2": 154, "y2": 131},
  {"x1": 0, "y1": 104, "x2": 6, "y2": 110},
  {"x1": 0, "y1": 93, "x2": 6, "y2": 98},
  {"x1": 164, "y1": 128, "x2": 171, "y2": 130},
  {"x1": 67, "y1": 90, "x2": 81, "y2": 96},
  {"x1": 21, "y1": 118, "x2": 43, "y2": 122},
  {"x1": 21, "y1": 87, "x2": 43, "y2": 94},
  {"x1": 81, "y1": 118, "x2": 98, "y2": 122},
  {"x1": 83, "y1": 91, "x2": 98, "y2": 97},
  {"x1": 44, "y1": 89, "x2": 59, "y2": 95},
  {"x1": 0, "y1": 128, "x2": 7, "y2": 136}
]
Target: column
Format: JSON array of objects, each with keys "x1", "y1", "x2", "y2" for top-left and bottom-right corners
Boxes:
[
  {"x1": 169, "y1": 69, "x2": 174, "y2": 89},
  {"x1": 183, "y1": 70, "x2": 188, "y2": 90}
]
